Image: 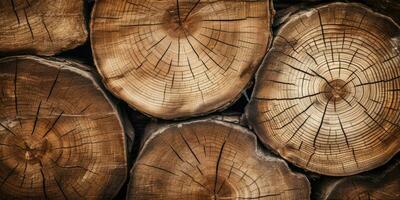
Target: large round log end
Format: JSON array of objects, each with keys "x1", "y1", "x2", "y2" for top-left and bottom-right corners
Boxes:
[
  {"x1": 317, "y1": 160, "x2": 400, "y2": 200},
  {"x1": 91, "y1": 0, "x2": 274, "y2": 119},
  {"x1": 128, "y1": 119, "x2": 310, "y2": 199},
  {"x1": 0, "y1": 56, "x2": 127, "y2": 199},
  {"x1": 0, "y1": 0, "x2": 88, "y2": 56},
  {"x1": 247, "y1": 2, "x2": 400, "y2": 176}
]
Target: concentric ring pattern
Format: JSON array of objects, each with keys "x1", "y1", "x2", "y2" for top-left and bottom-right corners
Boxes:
[
  {"x1": 247, "y1": 3, "x2": 400, "y2": 176},
  {"x1": 0, "y1": 56, "x2": 127, "y2": 199},
  {"x1": 0, "y1": 0, "x2": 87, "y2": 55},
  {"x1": 128, "y1": 120, "x2": 310, "y2": 199},
  {"x1": 91, "y1": 0, "x2": 272, "y2": 119}
]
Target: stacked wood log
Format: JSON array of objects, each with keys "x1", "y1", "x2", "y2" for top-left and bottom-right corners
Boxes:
[
  {"x1": 0, "y1": 0, "x2": 87, "y2": 56},
  {"x1": 246, "y1": 2, "x2": 400, "y2": 176},
  {"x1": 316, "y1": 160, "x2": 400, "y2": 199},
  {"x1": 0, "y1": 0, "x2": 399, "y2": 199},
  {"x1": 128, "y1": 119, "x2": 310, "y2": 199},
  {"x1": 91, "y1": 0, "x2": 274, "y2": 119},
  {"x1": 0, "y1": 56, "x2": 128, "y2": 199},
  {"x1": 274, "y1": 0, "x2": 400, "y2": 25}
]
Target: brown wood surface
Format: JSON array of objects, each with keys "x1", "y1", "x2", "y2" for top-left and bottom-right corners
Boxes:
[
  {"x1": 91, "y1": 0, "x2": 274, "y2": 119},
  {"x1": 0, "y1": 56, "x2": 127, "y2": 199},
  {"x1": 317, "y1": 160, "x2": 400, "y2": 200},
  {"x1": 246, "y1": 2, "x2": 400, "y2": 176},
  {"x1": 0, "y1": 0, "x2": 87, "y2": 56},
  {"x1": 128, "y1": 119, "x2": 310, "y2": 200}
]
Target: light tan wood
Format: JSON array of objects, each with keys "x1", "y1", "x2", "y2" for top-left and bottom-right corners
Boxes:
[
  {"x1": 0, "y1": 0, "x2": 87, "y2": 56},
  {"x1": 246, "y1": 3, "x2": 400, "y2": 176},
  {"x1": 91, "y1": 0, "x2": 273, "y2": 119},
  {"x1": 317, "y1": 160, "x2": 400, "y2": 200},
  {"x1": 128, "y1": 119, "x2": 310, "y2": 200},
  {"x1": 0, "y1": 56, "x2": 127, "y2": 199}
]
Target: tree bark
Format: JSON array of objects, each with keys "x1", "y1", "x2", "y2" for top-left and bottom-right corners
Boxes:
[
  {"x1": 246, "y1": 2, "x2": 400, "y2": 176},
  {"x1": 363, "y1": 0, "x2": 400, "y2": 25},
  {"x1": 128, "y1": 119, "x2": 310, "y2": 199},
  {"x1": 0, "y1": 56, "x2": 128, "y2": 199},
  {"x1": 316, "y1": 160, "x2": 400, "y2": 200},
  {"x1": 274, "y1": 0, "x2": 400, "y2": 25},
  {"x1": 0, "y1": 0, "x2": 87, "y2": 56},
  {"x1": 91, "y1": 0, "x2": 274, "y2": 119}
]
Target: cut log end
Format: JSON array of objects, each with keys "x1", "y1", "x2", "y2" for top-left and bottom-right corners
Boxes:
[
  {"x1": 0, "y1": 0, "x2": 87, "y2": 56},
  {"x1": 317, "y1": 160, "x2": 400, "y2": 200},
  {"x1": 0, "y1": 56, "x2": 127, "y2": 199},
  {"x1": 247, "y1": 2, "x2": 400, "y2": 176},
  {"x1": 91, "y1": 0, "x2": 273, "y2": 119},
  {"x1": 128, "y1": 119, "x2": 310, "y2": 199}
]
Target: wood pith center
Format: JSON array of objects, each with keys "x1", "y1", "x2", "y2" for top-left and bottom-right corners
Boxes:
[{"x1": 323, "y1": 79, "x2": 350, "y2": 101}]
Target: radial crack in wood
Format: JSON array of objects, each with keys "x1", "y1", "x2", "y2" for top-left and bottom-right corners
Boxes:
[
  {"x1": 0, "y1": 56, "x2": 128, "y2": 199},
  {"x1": 91, "y1": 0, "x2": 273, "y2": 119},
  {"x1": 127, "y1": 119, "x2": 310, "y2": 200},
  {"x1": 0, "y1": 0, "x2": 87, "y2": 56},
  {"x1": 317, "y1": 160, "x2": 400, "y2": 200},
  {"x1": 246, "y1": 2, "x2": 400, "y2": 176}
]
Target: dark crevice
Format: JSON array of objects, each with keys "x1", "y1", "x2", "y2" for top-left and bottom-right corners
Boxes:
[
  {"x1": 317, "y1": 9, "x2": 326, "y2": 47},
  {"x1": 14, "y1": 58, "x2": 18, "y2": 116},
  {"x1": 255, "y1": 92, "x2": 324, "y2": 101},
  {"x1": 31, "y1": 100, "x2": 42, "y2": 135},
  {"x1": 47, "y1": 69, "x2": 61, "y2": 101},
  {"x1": 119, "y1": 22, "x2": 164, "y2": 27},
  {"x1": 39, "y1": 168, "x2": 49, "y2": 200},
  {"x1": 10, "y1": 0, "x2": 20, "y2": 24},
  {"x1": 313, "y1": 97, "x2": 331, "y2": 147},
  {"x1": 276, "y1": 102, "x2": 315, "y2": 129},
  {"x1": 180, "y1": 170, "x2": 210, "y2": 192},
  {"x1": 41, "y1": 20, "x2": 53, "y2": 42},
  {"x1": 55, "y1": 177, "x2": 68, "y2": 200},
  {"x1": 50, "y1": 158, "x2": 98, "y2": 175},
  {"x1": 0, "y1": 122, "x2": 17, "y2": 136},
  {"x1": 183, "y1": 0, "x2": 200, "y2": 22},
  {"x1": 338, "y1": 116, "x2": 350, "y2": 148},
  {"x1": 154, "y1": 42, "x2": 172, "y2": 70},
  {"x1": 286, "y1": 115, "x2": 310, "y2": 144},
  {"x1": 279, "y1": 60, "x2": 314, "y2": 76},
  {"x1": 23, "y1": 9, "x2": 34, "y2": 39},
  {"x1": 176, "y1": 0, "x2": 182, "y2": 25},
  {"x1": 20, "y1": 160, "x2": 28, "y2": 187},
  {"x1": 214, "y1": 140, "x2": 226, "y2": 195},
  {"x1": 179, "y1": 129, "x2": 201, "y2": 164},
  {"x1": 137, "y1": 163, "x2": 178, "y2": 176},
  {"x1": 0, "y1": 163, "x2": 19, "y2": 189},
  {"x1": 169, "y1": 144, "x2": 184, "y2": 162},
  {"x1": 42, "y1": 111, "x2": 64, "y2": 138}
]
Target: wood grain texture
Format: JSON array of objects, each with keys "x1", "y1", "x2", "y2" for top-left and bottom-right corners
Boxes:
[
  {"x1": 0, "y1": 0, "x2": 87, "y2": 56},
  {"x1": 246, "y1": 2, "x2": 400, "y2": 176},
  {"x1": 91, "y1": 0, "x2": 273, "y2": 119},
  {"x1": 0, "y1": 56, "x2": 127, "y2": 199},
  {"x1": 128, "y1": 119, "x2": 310, "y2": 200},
  {"x1": 317, "y1": 160, "x2": 400, "y2": 200}
]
